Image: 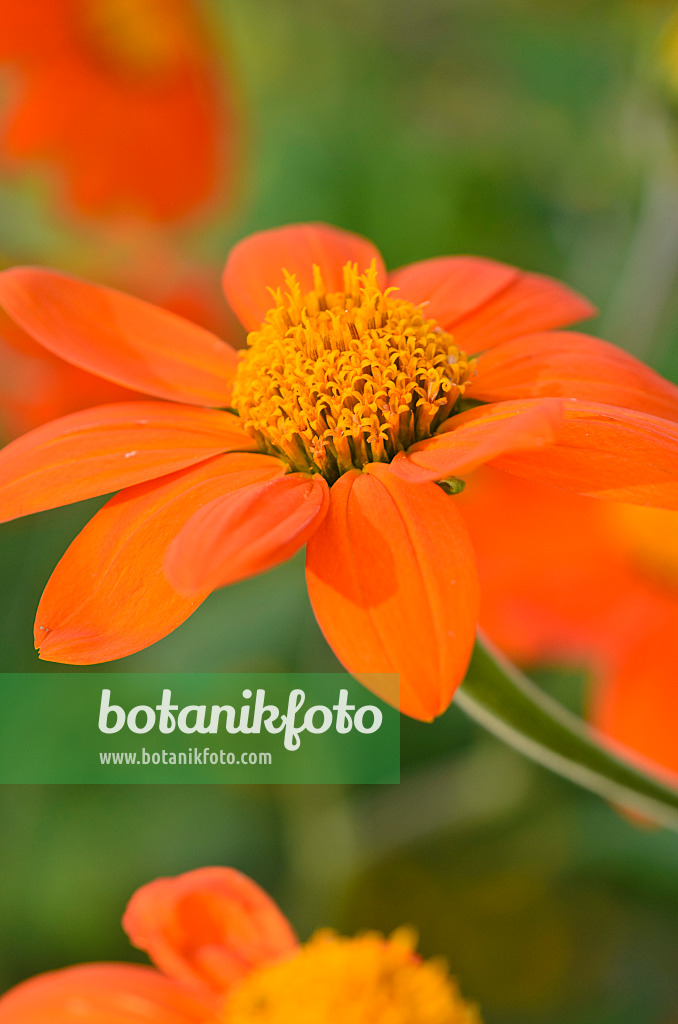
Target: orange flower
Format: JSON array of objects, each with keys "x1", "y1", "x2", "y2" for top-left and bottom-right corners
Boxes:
[
  {"x1": 1, "y1": 223, "x2": 678, "y2": 719},
  {"x1": 0, "y1": 0, "x2": 236, "y2": 221},
  {"x1": 458, "y1": 468, "x2": 678, "y2": 781},
  {"x1": 0, "y1": 867, "x2": 480, "y2": 1023}
]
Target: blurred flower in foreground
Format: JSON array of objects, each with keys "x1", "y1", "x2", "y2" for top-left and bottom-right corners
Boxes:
[
  {"x1": 0, "y1": 0, "x2": 236, "y2": 221},
  {"x1": 459, "y1": 467, "x2": 678, "y2": 782},
  {"x1": 0, "y1": 866, "x2": 480, "y2": 1023},
  {"x1": 1, "y1": 223, "x2": 678, "y2": 718}
]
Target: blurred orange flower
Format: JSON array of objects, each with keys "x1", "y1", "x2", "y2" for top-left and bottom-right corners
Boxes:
[
  {"x1": 0, "y1": 866, "x2": 480, "y2": 1023},
  {"x1": 0, "y1": 0, "x2": 236, "y2": 220},
  {"x1": 459, "y1": 468, "x2": 678, "y2": 782},
  {"x1": 1, "y1": 223, "x2": 678, "y2": 719}
]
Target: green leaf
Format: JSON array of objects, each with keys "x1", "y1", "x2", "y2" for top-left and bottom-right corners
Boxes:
[{"x1": 457, "y1": 634, "x2": 678, "y2": 830}]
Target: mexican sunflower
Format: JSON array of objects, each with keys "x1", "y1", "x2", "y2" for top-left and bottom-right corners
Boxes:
[
  {"x1": 457, "y1": 467, "x2": 678, "y2": 782},
  {"x1": 0, "y1": 0, "x2": 236, "y2": 221},
  {"x1": 2, "y1": 223, "x2": 678, "y2": 719},
  {"x1": 0, "y1": 867, "x2": 480, "y2": 1023}
]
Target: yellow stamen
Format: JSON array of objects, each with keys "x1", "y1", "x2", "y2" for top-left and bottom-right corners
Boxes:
[
  {"x1": 232, "y1": 261, "x2": 475, "y2": 482},
  {"x1": 222, "y1": 929, "x2": 481, "y2": 1024}
]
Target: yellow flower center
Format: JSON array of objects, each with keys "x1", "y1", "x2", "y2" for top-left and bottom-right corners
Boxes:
[
  {"x1": 80, "y1": 0, "x2": 193, "y2": 77},
  {"x1": 609, "y1": 503, "x2": 678, "y2": 594},
  {"x1": 231, "y1": 262, "x2": 474, "y2": 483},
  {"x1": 222, "y1": 929, "x2": 481, "y2": 1024}
]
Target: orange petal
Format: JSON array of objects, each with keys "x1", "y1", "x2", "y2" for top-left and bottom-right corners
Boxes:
[
  {"x1": 0, "y1": 303, "x2": 150, "y2": 437},
  {"x1": 0, "y1": 402, "x2": 255, "y2": 522},
  {"x1": 492, "y1": 400, "x2": 678, "y2": 507},
  {"x1": 0, "y1": 963, "x2": 212, "y2": 1024},
  {"x1": 305, "y1": 464, "x2": 479, "y2": 720},
  {"x1": 457, "y1": 468, "x2": 635, "y2": 665},
  {"x1": 165, "y1": 472, "x2": 329, "y2": 594},
  {"x1": 389, "y1": 257, "x2": 595, "y2": 353},
  {"x1": 392, "y1": 399, "x2": 564, "y2": 484},
  {"x1": 473, "y1": 331, "x2": 678, "y2": 420},
  {"x1": 389, "y1": 256, "x2": 518, "y2": 325},
  {"x1": 222, "y1": 223, "x2": 386, "y2": 331},
  {"x1": 34, "y1": 453, "x2": 285, "y2": 665},
  {"x1": 0, "y1": 268, "x2": 238, "y2": 405},
  {"x1": 591, "y1": 590, "x2": 678, "y2": 783},
  {"x1": 123, "y1": 867, "x2": 298, "y2": 997}
]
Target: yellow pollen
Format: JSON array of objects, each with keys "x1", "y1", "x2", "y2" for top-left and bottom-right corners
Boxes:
[
  {"x1": 221, "y1": 929, "x2": 481, "y2": 1024},
  {"x1": 232, "y1": 261, "x2": 475, "y2": 482},
  {"x1": 80, "y1": 0, "x2": 193, "y2": 77}
]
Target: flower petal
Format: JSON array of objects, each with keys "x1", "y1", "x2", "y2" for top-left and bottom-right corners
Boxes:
[
  {"x1": 123, "y1": 867, "x2": 299, "y2": 997},
  {"x1": 389, "y1": 256, "x2": 518, "y2": 324},
  {"x1": 0, "y1": 304, "x2": 150, "y2": 437},
  {"x1": 34, "y1": 453, "x2": 285, "y2": 665},
  {"x1": 473, "y1": 331, "x2": 678, "y2": 420},
  {"x1": 457, "y1": 468, "x2": 633, "y2": 665},
  {"x1": 0, "y1": 402, "x2": 255, "y2": 522},
  {"x1": 492, "y1": 400, "x2": 678, "y2": 507},
  {"x1": 391, "y1": 399, "x2": 564, "y2": 484},
  {"x1": 591, "y1": 591, "x2": 678, "y2": 782},
  {"x1": 222, "y1": 223, "x2": 386, "y2": 331},
  {"x1": 389, "y1": 257, "x2": 595, "y2": 352},
  {"x1": 0, "y1": 268, "x2": 238, "y2": 405},
  {"x1": 165, "y1": 472, "x2": 329, "y2": 594},
  {"x1": 305, "y1": 464, "x2": 479, "y2": 720},
  {"x1": 0, "y1": 964, "x2": 212, "y2": 1024}
]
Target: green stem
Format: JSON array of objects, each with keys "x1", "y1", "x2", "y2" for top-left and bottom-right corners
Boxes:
[{"x1": 457, "y1": 634, "x2": 678, "y2": 831}]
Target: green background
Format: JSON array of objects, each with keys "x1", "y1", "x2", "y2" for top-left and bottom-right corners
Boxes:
[{"x1": 1, "y1": 0, "x2": 678, "y2": 1020}]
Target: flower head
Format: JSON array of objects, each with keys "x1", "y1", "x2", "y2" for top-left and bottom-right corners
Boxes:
[
  {"x1": 1, "y1": 222, "x2": 678, "y2": 718},
  {"x1": 0, "y1": 0, "x2": 237, "y2": 220},
  {"x1": 232, "y1": 261, "x2": 474, "y2": 480},
  {"x1": 0, "y1": 867, "x2": 480, "y2": 1024}
]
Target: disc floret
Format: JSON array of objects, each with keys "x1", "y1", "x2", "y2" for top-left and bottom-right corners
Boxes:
[
  {"x1": 222, "y1": 929, "x2": 481, "y2": 1023},
  {"x1": 232, "y1": 261, "x2": 475, "y2": 482}
]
